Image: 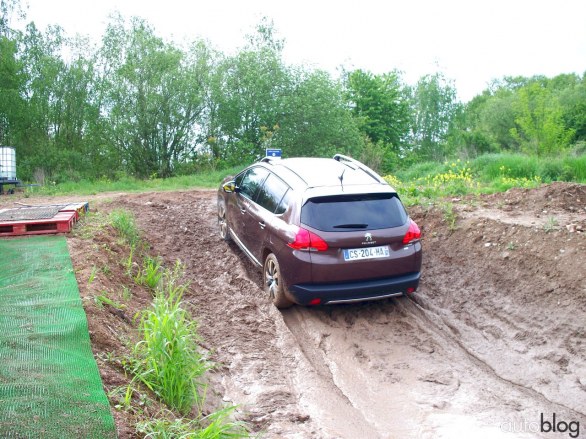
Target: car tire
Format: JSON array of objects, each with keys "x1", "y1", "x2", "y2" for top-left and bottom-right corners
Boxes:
[
  {"x1": 264, "y1": 253, "x2": 293, "y2": 309},
  {"x1": 218, "y1": 204, "x2": 231, "y2": 242}
]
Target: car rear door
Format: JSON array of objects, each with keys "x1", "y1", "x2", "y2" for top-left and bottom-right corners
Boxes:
[
  {"x1": 245, "y1": 173, "x2": 291, "y2": 264},
  {"x1": 229, "y1": 167, "x2": 269, "y2": 256}
]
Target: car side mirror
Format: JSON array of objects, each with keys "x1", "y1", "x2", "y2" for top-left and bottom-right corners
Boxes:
[{"x1": 222, "y1": 181, "x2": 238, "y2": 193}]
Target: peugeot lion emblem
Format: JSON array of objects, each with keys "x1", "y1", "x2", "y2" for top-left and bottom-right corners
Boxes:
[{"x1": 364, "y1": 232, "x2": 373, "y2": 242}]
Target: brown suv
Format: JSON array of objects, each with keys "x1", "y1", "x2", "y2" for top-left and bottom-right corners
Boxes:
[{"x1": 217, "y1": 154, "x2": 422, "y2": 308}]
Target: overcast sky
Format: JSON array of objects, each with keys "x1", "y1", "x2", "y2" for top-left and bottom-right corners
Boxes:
[{"x1": 20, "y1": 0, "x2": 586, "y2": 102}]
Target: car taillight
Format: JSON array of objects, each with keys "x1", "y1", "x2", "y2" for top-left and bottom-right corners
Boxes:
[
  {"x1": 288, "y1": 227, "x2": 329, "y2": 251},
  {"x1": 402, "y1": 220, "x2": 421, "y2": 245}
]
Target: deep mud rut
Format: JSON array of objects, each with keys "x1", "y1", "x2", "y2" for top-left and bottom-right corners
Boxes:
[
  {"x1": 4, "y1": 184, "x2": 583, "y2": 438},
  {"x1": 110, "y1": 184, "x2": 585, "y2": 439}
]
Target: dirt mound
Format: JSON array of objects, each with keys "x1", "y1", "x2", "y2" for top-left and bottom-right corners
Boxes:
[
  {"x1": 482, "y1": 182, "x2": 586, "y2": 212},
  {"x1": 412, "y1": 183, "x2": 586, "y2": 418},
  {"x1": 463, "y1": 182, "x2": 586, "y2": 231}
]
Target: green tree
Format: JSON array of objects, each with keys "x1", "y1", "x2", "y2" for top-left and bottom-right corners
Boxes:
[
  {"x1": 346, "y1": 69, "x2": 410, "y2": 151},
  {"x1": 209, "y1": 19, "x2": 364, "y2": 165},
  {"x1": 277, "y1": 69, "x2": 363, "y2": 158},
  {"x1": 510, "y1": 82, "x2": 575, "y2": 155},
  {"x1": 0, "y1": 0, "x2": 24, "y2": 146},
  {"x1": 462, "y1": 88, "x2": 518, "y2": 154},
  {"x1": 460, "y1": 73, "x2": 586, "y2": 156},
  {"x1": 99, "y1": 16, "x2": 210, "y2": 178},
  {"x1": 13, "y1": 25, "x2": 102, "y2": 182},
  {"x1": 15, "y1": 23, "x2": 80, "y2": 180},
  {"x1": 210, "y1": 20, "x2": 289, "y2": 164},
  {"x1": 409, "y1": 73, "x2": 459, "y2": 161},
  {"x1": 0, "y1": 35, "x2": 24, "y2": 146},
  {"x1": 0, "y1": 0, "x2": 24, "y2": 37},
  {"x1": 557, "y1": 73, "x2": 586, "y2": 143}
]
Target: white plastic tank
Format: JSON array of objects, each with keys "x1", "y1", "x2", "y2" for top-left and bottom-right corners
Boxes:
[{"x1": 0, "y1": 146, "x2": 17, "y2": 180}]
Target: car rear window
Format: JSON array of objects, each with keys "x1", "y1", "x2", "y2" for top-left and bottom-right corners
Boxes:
[{"x1": 301, "y1": 193, "x2": 407, "y2": 231}]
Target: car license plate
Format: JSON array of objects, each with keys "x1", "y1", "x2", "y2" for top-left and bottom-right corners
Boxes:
[{"x1": 343, "y1": 245, "x2": 390, "y2": 261}]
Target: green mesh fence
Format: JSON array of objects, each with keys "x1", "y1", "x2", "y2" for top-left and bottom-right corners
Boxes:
[{"x1": 0, "y1": 236, "x2": 117, "y2": 438}]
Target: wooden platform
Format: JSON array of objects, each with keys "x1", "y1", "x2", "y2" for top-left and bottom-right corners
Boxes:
[
  {"x1": 59, "y1": 202, "x2": 90, "y2": 223},
  {"x1": 0, "y1": 202, "x2": 89, "y2": 237}
]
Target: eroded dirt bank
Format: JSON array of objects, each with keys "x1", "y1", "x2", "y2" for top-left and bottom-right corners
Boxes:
[{"x1": 4, "y1": 183, "x2": 583, "y2": 437}]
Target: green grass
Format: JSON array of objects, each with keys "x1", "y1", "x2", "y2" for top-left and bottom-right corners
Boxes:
[
  {"x1": 439, "y1": 201, "x2": 458, "y2": 231},
  {"x1": 136, "y1": 406, "x2": 250, "y2": 439},
  {"x1": 395, "y1": 161, "x2": 445, "y2": 181},
  {"x1": 132, "y1": 261, "x2": 209, "y2": 415},
  {"x1": 19, "y1": 154, "x2": 586, "y2": 204},
  {"x1": 388, "y1": 159, "x2": 477, "y2": 206},
  {"x1": 88, "y1": 266, "x2": 98, "y2": 284},
  {"x1": 135, "y1": 256, "x2": 164, "y2": 291},
  {"x1": 23, "y1": 166, "x2": 243, "y2": 197},
  {"x1": 101, "y1": 202, "x2": 250, "y2": 437},
  {"x1": 543, "y1": 216, "x2": 559, "y2": 233},
  {"x1": 72, "y1": 211, "x2": 110, "y2": 240},
  {"x1": 109, "y1": 209, "x2": 141, "y2": 247},
  {"x1": 95, "y1": 293, "x2": 126, "y2": 310},
  {"x1": 469, "y1": 153, "x2": 586, "y2": 184},
  {"x1": 387, "y1": 152, "x2": 586, "y2": 206}
]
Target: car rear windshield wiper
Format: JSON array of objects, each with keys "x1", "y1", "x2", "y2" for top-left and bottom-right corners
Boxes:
[{"x1": 332, "y1": 223, "x2": 368, "y2": 229}]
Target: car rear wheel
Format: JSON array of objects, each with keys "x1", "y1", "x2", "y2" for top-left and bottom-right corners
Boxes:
[
  {"x1": 218, "y1": 204, "x2": 231, "y2": 241},
  {"x1": 264, "y1": 254, "x2": 293, "y2": 309}
]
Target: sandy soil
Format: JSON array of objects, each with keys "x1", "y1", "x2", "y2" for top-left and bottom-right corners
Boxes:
[{"x1": 1, "y1": 183, "x2": 584, "y2": 438}]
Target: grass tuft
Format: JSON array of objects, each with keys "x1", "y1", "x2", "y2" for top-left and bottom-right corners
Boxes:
[
  {"x1": 110, "y1": 209, "x2": 141, "y2": 247},
  {"x1": 135, "y1": 256, "x2": 164, "y2": 291},
  {"x1": 132, "y1": 261, "x2": 209, "y2": 415},
  {"x1": 136, "y1": 406, "x2": 250, "y2": 439}
]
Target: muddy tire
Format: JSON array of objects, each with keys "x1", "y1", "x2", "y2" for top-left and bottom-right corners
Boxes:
[
  {"x1": 264, "y1": 253, "x2": 293, "y2": 309},
  {"x1": 218, "y1": 204, "x2": 231, "y2": 241}
]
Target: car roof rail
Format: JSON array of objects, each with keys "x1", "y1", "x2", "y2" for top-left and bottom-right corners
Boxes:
[
  {"x1": 333, "y1": 154, "x2": 385, "y2": 183},
  {"x1": 260, "y1": 157, "x2": 274, "y2": 163}
]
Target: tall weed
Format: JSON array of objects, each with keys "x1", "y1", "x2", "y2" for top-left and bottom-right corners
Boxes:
[
  {"x1": 110, "y1": 209, "x2": 140, "y2": 247},
  {"x1": 135, "y1": 256, "x2": 164, "y2": 291},
  {"x1": 132, "y1": 261, "x2": 209, "y2": 415}
]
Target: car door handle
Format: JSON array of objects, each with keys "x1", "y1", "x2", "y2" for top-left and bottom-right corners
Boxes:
[
  {"x1": 240, "y1": 207, "x2": 246, "y2": 214},
  {"x1": 259, "y1": 221, "x2": 266, "y2": 229}
]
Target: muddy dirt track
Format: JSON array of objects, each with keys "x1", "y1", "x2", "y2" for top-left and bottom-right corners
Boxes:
[{"x1": 5, "y1": 183, "x2": 585, "y2": 438}]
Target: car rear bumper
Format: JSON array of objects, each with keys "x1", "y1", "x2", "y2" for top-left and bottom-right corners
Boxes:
[{"x1": 288, "y1": 272, "x2": 421, "y2": 305}]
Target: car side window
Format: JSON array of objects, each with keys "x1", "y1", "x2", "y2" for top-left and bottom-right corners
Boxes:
[
  {"x1": 274, "y1": 187, "x2": 291, "y2": 215},
  {"x1": 234, "y1": 171, "x2": 245, "y2": 187},
  {"x1": 239, "y1": 167, "x2": 269, "y2": 201},
  {"x1": 256, "y1": 173, "x2": 290, "y2": 214}
]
